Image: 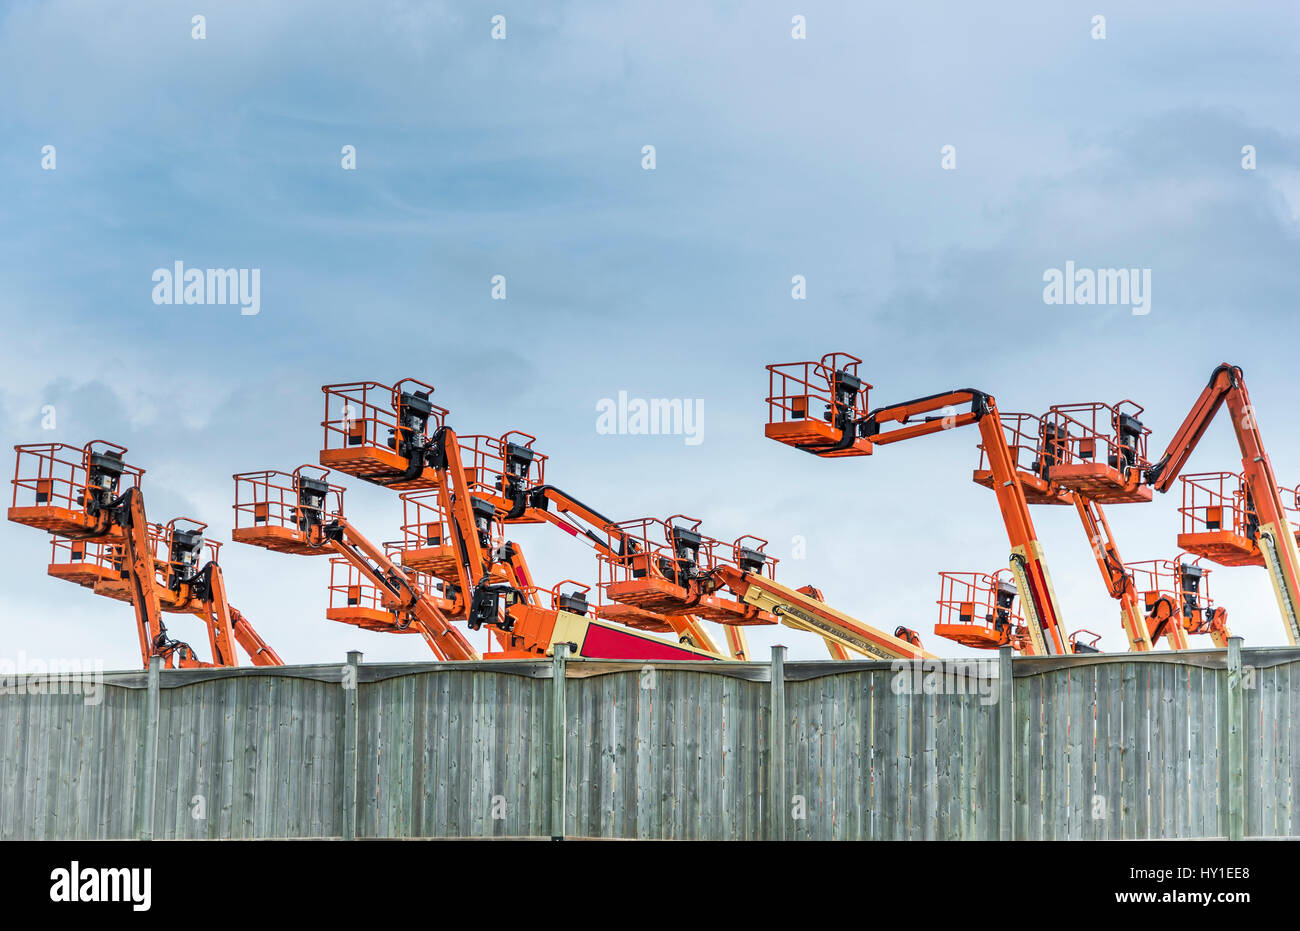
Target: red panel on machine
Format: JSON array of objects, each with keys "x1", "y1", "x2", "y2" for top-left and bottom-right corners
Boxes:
[{"x1": 580, "y1": 623, "x2": 716, "y2": 661}]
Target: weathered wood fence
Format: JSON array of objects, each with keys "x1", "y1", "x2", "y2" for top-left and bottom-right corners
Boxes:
[{"x1": 2, "y1": 640, "x2": 1295, "y2": 839}]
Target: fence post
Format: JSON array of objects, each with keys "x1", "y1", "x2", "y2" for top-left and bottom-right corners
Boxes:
[
  {"x1": 551, "y1": 644, "x2": 568, "y2": 841},
  {"x1": 1225, "y1": 637, "x2": 1245, "y2": 841},
  {"x1": 767, "y1": 645, "x2": 787, "y2": 841},
  {"x1": 140, "y1": 655, "x2": 161, "y2": 841},
  {"x1": 342, "y1": 650, "x2": 362, "y2": 841},
  {"x1": 998, "y1": 646, "x2": 1014, "y2": 841}
]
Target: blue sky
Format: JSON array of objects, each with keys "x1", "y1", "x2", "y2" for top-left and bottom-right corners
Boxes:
[{"x1": 3, "y1": 0, "x2": 1300, "y2": 667}]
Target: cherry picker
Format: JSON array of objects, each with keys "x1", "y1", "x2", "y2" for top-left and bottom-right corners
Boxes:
[
  {"x1": 1144, "y1": 364, "x2": 1300, "y2": 645},
  {"x1": 10, "y1": 441, "x2": 282, "y2": 668},
  {"x1": 765, "y1": 353, "x2": 1069, "y2": 655}
]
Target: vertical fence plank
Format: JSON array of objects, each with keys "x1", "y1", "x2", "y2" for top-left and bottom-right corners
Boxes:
[
  {"x1": 998, "y1": 648, "x2": 1013, "y2": 840},
  {"x1": 139, "y1": 657, "x2": 160, "y2": 841},
  {"x1": 767, "y1": 646, "x2": 787, "y2": 841},
  {"x1": 342, "y1": 651, "x2": 361, "y2": 841},
  {"x1": 1226, "y1": 639, "x2": 1245, "y2": 841},
  {"x1": 550, "y1": 645, "x2": 568, "y2": 840}
]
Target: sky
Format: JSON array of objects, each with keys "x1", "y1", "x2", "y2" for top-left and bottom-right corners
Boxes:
[{"x1": 3, "y1": 0, "x2": 1300, "y2": 668}]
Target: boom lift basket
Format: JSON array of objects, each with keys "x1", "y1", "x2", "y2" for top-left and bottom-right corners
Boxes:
[
  {"x1": 1127, "y1": 555, "x2": 1227, "y2": 641},
  {"x1": 155, "y1": 518, "x2": 223, "y2": 616},
  {"x1": 457, "y1": 431, "x2": 548, "y2": 522},
  {"x1": 1042, "y1": 401, "x2": 1152, "y2": 503},
  {"x1": 232, "y1": 466, "x2": 344, "y2": 555},
  {"x1": 972, "y1": 412, "x2": 1071, "y2": 505},
  {"x1": 600, "y1": 516, "x2": 710, "y2": 616},
  {"x1": 765, "y1": 353, "x2": 874, "y2": 456},
  {"x1": 325, "y1": 555, "x2": 427, "y2": 633},
  {"x1": 46, "y1": 536, "x2": 118, "y2": 589},
  {"x1": 600, "y1": 518, "x2": 775, "y2": 624},
  {"x1": 320, "y1": 379, "x2": 447, "y2": 489},
  {"x1": 1069, "y1": 629, "x2": 1103, "y2": 653},
  {"x1": 977, "y1": 410, "x2": 1076, "y2": 504},
  {"x1": 9, "y1": 441, "x2": 144, "y2": 538},
  {"x1": 394, "y1": 490, "x2": 485, "y2": 581},
  {"x1": 935, "y1": 570, "x2": 1025, "y2": 650},
  {"x1": 80, "y1": 520, "x2": 210, "y2": 617},
  {"x1": 1176, "y1": 472, "x2": 1262, "y2": 567}
]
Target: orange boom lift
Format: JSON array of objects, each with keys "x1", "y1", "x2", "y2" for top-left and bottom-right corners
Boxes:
[
  {"x1": 233, "y1": 466, "x2": 479, "y2": 660},
  {"x1": 765, "y1": 353, "x2": 1069, "y2": 655},
  {"x1": 1144, "y1": 364, "x2": 1300, "y2": 645},
  {"x1": 316, "y1": 378, "x2": 726, "y2": 661},
  {"x1": 10, "y1": 441, "x2": 281, "y2": 668}
]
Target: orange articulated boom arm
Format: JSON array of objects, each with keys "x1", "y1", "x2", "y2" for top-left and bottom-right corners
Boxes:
[
  {"x1": 428, "y1": 426, "x2": 491, "y2": 605},
  {"x1": 858, "y1": 389, "x2": 1069, "y2": 655},
  {"x1": 426, "y1": 428, "x2": 549, "y2": 642},
  {"x1": 1145, "y1": 364, "x2": 1240, "y2": 493},
  {"x1": 716, "y1": 567, "x2": 934, "y2": 660},
  {"x1": 523, "y1": 485, "x2": 633, "y2": 557},
  {"x1": 230, "y1": 607, "x2": 284, "y2": 666},
  {"x1": 201, "y1": 562, "x2": 283, "y2": 666},
  {"x1": 115, "y1": 486, "x2": 166, "y2": 668},
  {"x1": 1145, "y1": 364, "x2": 1300, "y2": 645},
  {"x1": 316, "y1": 515, "x2": 480, "y2": 661},
  {"x1": 523, "y1": 487, "x2": 728, "y2": 655},
  {"x1": 1072, "y1": 497, "x2": 1163, "y2": 651}
]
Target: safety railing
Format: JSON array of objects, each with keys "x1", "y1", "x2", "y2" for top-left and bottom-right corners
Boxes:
[
  {"x1": 597, "y1": 516, "x2": 690, "y2": 591},
  {"x1": 519, "y1": 579, "x2": 595, "y2": 618},
  {"x1": 46, "y1": 535, "x2": 118, "y2": 588},
  {"x1": 1278, "y1": 481, "x2": 1300, "y2": 536},
  {"x1": 934, "y1": 570, "x2": 1022, "y2": 649},
  {"x1": 731, "y1": 534, "x2": 778, "y2": 580},
  {"x1": 9, "y1": 441, "x2": 144, "y2": 534},
  {"x1": 1178, "y1": 471, "x2": 1253, "y2": 537},
  {"x1": 765, "y1": 352, "x2": 870, "y2": 429},
  {"x1": 456, "y1": 430, "x2": 547, "y2": 498},
  {"x1": 1126, "y1": 555, "x2": 1222, "y2": 628},
  {"x1": 233, "y1": 466, "x2": 343, "y2": 531},
  {"x1": 326, "y1": 545, "x2": 442, "y2": 633},
  {"x1": 394, "y1": 490, "x2": 501, "y2": 578},
  {"x1": 232, "y1": 466, "x2": 344, "y2": 555},
  {"x1": 973, "y1": 411, "x2": 1046, "y2": 478},
  {"x1": 1042, "y1": 401, "x2": 1150, "y2": 474},
  {"x1": 399, "y1": 490, "x2": 453, "y2": 549},
  {"x1": 159, "y1": 518, "x2": 220, "y2": 587},
  {"x1": 1069, "y1": 629, "x2": 1103, "y2": 653},
  {"x1": 321, "y1": 378, "x2": 447, "y2": 457}
]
